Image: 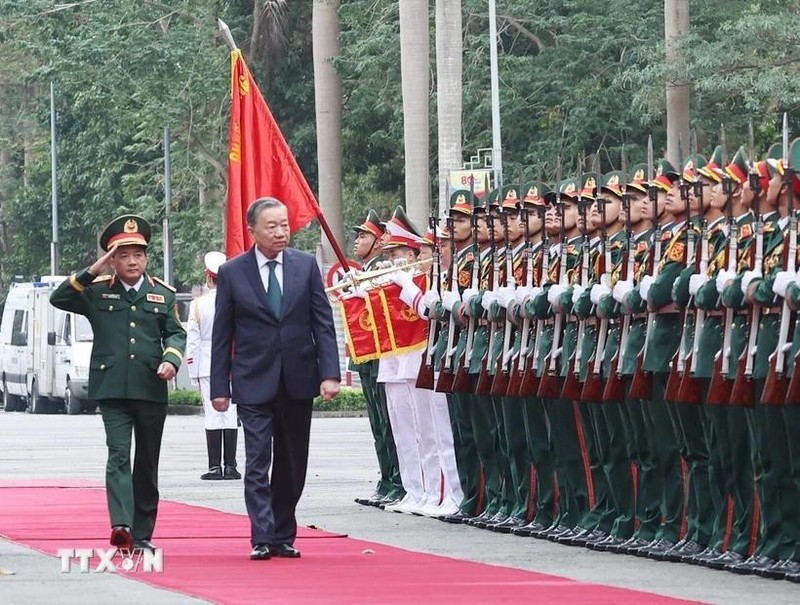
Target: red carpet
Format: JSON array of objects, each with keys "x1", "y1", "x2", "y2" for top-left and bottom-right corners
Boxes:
[{"x1": 0, "y1": 481, "x2": 702, "y2": 604}]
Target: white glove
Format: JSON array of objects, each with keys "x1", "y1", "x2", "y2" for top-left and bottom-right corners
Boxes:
[
  {"x1": 688, "y1": 274, "x2": 709, "y2": 296},
  {"x1": 530, "y1": 286, "x2": 544, "y2": 301},
  {"x1": 571, "y1": 284, "x2": 586, "y2": 305},
  {"x1": 772, "y1": 270, "x2": 796, "y2": 298},
  {"x1": 612, "y1": 280, "x2": 633, "y2": 303},
  {"x1": 639, "y1": 275, "x2": 655, "y2": 302},
  {"x1": 740, "y1": 270, "x2": 761, "y2": 295},
  {"x1": 462, "y1": 287, "x2": 480, "y2": 306},
  {"x1": 340, "y1": 284, "x2": 368, "y2": 300},
  {"x1": 420, "y1": 289, "x2": 440, "y2": 311},
  {"x1": 513, "y1": 285, "x2": 532, "y2": 305},
  {"x1": 715, "y1": 269, "x2": 735, "y2": 294},
  {"x1": 547, "y1": 284, "x2": 568, "y2": 305},
  {"x1": 481, "y1": 291, "x2": 498, "y2": 312},
  {"x1": 398, "y1": 282, "x2": 423, "y2": 309},
  {"x1": 590, "y1": 283, "x2": 611, "y2": 305},
  {"x1": 441, "y1": 290, "x2": 461, "y2": 312},
  {"x1": 390, "y1": 270, "x2": 414, "y2": 289},
  {"x1": 497, "y1": 286, "x2": 516, "y2": 308}
]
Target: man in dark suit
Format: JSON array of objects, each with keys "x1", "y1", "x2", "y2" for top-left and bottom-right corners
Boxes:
[
  {"x1": 50, "y1": 214, "x2": 186, "y2": 552},
  {"x1": 211, "y1": 197, "x2": 341, "y2": 560}
]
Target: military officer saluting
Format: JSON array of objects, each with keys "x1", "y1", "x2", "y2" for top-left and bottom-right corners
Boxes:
[{"x1": 50, "y1": 214, "x2": 186, "y2": 552}]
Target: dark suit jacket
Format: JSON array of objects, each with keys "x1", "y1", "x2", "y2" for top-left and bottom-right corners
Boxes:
[{"x1": 210, "y1": 246, "x2": 340, "y2": 404}]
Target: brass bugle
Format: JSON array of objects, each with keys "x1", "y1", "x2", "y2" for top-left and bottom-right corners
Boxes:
[{"x1": 324, "y1": 258, "x2": 428, "y2": 294}]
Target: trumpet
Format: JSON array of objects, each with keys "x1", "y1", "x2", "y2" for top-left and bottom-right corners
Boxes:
[{"x1": 325, "y1": 258, "x2": 428, "y2": 295}]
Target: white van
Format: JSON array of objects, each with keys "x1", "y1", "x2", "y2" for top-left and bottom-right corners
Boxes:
[{"x1": 0, "y1": 277, "x2": 95, "y2": 414}]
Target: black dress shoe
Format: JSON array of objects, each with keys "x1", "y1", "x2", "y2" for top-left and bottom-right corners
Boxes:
[
  {"x1": 110, "y1": 525, "x2": 133, "y2": 550},
  {"x1": 223, "y1": 465, "x2": 242, "y2": 480},
  {"x1": 759, "y1": 559, "x2": 795, "y2": 580},
  {"x1": 512, "y1": 521, "x2": 547, "y2": 537},
  {"x1": 727, "y1": 554, "x2": 776, "y2": 575},
  {"x1": 641, "y1": 538, "x2": 676, "y2": 559},
  {"x1": 269, "y1": 544, "x2": 301, "y2": 558},
  {"x1": 706, "y1": 550, "x2": 745, "y2": 570},
  {"x1": 134, "y1": 539, "x2": 156, "y2": 553},
  {"x1": 589, "y1": 535, "x2": 626, "y2": 552},
  {"x1": 439, "y1": 509, "x2": 473, "y2": 524},
  {"x1": 201, "y1": 466, "x2": 224, "y2": 480},
  {"x1": 557, "y1": 527, "x2": 595, "y2": 546},
  {"x1": 467, "y1": 510, "x2": 496, "y2": 528},
  {"x1": 572, "y1": 529, "x2": 607, "y2": 547},
  {"x1": 618, "y1": 536, "x2": 651, "y2": 554},
  {"x1": 479, "y1": 512, "x2": 509, "y2": 530},
  {"x1": 661, "y1": 539, "x2": 704, "y2": 562},
  {"x1": 688, "y1": 547, "x2": 722, "y2": 566},
  {"x1": 542, "y1": 523, "x2": 573, "y2": 541},
  {"x1": 250, "y1": 544, "x2": 271, "y2": 560},
  {"x1": 489, "y1": 516, "x2": 525, "y2": 534}
]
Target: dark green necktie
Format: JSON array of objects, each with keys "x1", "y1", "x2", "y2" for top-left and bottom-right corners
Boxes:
[
  {"x1": 266, "y1": 260, "x2": 282, "y2": 317},
  {"x1": 127, "y1": 288, "x2": 137, "y2": 301}
]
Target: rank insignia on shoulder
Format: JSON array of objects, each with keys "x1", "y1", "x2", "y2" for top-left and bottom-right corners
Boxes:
[
  {"x1": 147, "y1": 293, "x2": 166, "y2": 303},
  {"x1": 101, "y1": 293, "x2": 121, "y2": 300},
  {"x1": 93, "y1": 275, "x2": 112, "y2": 284},
  {"x1": 152, "y1": 276, "x2": 177, "y2": 292}
]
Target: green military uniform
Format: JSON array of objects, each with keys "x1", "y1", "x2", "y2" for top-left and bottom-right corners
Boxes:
[{"x1": 50, "y1": 215, "x2": 186, "y2": 544}]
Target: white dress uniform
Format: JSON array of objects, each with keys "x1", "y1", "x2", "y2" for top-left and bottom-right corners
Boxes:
[{"x1": 187, "y1": 290, "x2": 238, "y2": 430}]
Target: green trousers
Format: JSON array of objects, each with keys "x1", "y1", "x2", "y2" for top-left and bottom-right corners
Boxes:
[
  {"x1": 360, "y1": 370, "x2": 403, "y2": 498},
  {"x1": 522, "y1": 396, "x2": 556, "y2": 526},
  {"x1": 500, "y1": 395, "x2": 532, "y2": 520},
  {"x1": 449, "y1": 391, "x2": 482, "y2": 515},
  {"x1": 99, "y1": 399, "x2": 167, "y2": 541}
]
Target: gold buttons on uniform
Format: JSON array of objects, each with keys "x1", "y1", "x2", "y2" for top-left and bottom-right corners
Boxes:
[
  {"x1": 130, "y1": 322, "x2": 135, "y2": 328},
  {"x1": 130, "y1": 338, "x2": 136, "y2": 344},
  {"x1": 130, "y1": 354, "x2": 135, "y2": 359},
  {"x1": 131, "y1": 305, "x2": 136, "y2": 311},
  {"x1": 154, "y1": 307, "x2": 159, "y2": 313},
  {"x1": 108, "y1": 305, "x2": 114, "y2": 311},
  {"x1": 100, "y1": 364, "x2": 106, "y2": 370}
]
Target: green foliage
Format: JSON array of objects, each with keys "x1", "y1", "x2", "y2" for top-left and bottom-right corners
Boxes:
[
  {"x1": 169, "y1": 388, "x2": 202, "y2": 406},
  {"x1": 313, "y1": 387, "x2": 366, "y2": 412}
]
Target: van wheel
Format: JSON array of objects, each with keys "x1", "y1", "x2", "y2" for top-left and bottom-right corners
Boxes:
[
  {"x1": 3, "y1": 379, "x2": 22, "y2": 412},
  {"x1": 28, "y1": 381, "x2": 46, "y2": 414},
  {"x1": 65, "y1": 382, "x2": 82, "y2": 415}
]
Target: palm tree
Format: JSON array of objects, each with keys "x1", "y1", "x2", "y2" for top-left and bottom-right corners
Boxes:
[
  {"x1": 665, "y1": 0, "x2": 690, "y2": 165},
  {"x1": 435, "y1": 0, "x2": 463, "y2": 218},
  {"x1": 312, "y1": 0, "x2": 344, "y2": 268},
  {"x1": 399, "y1": 0, "x2": 431, "y2": 231}
]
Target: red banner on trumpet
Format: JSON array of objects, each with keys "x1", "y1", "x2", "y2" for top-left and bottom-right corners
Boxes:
[{"x1": 338, "y1": 274, "x2": 428, "y2": 363}]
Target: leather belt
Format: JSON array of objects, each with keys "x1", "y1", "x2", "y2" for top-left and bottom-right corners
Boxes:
[
  {"x1": 761, "y1": 306, "x2": 782, "y2": 316},
  {"x1": 631, "y1": 312, "x2": 648, "y2": 319},
  {"x1": 700, "y1": 309, "x2": 749, "y2": 318},
  {"x1": 544, "y1": 318, "x2": 555, "y2": 326},
  {"x1": 584, "y1": 317, "x2": 599, "y2": 327},
  {"x1": 476, "y1": 319, "x2": 490, "y2": 327}
]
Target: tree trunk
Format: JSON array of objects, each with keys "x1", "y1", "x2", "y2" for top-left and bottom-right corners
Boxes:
[
  {"x1": 664, "y1": 0, "x2": 690, "y2": 167},
  {"x1": 313, "y1": 0, "x2": 344, "y2": 268},
  {"x1": 435, "y1": 0, "x2": 463, "y2": 218},
  {"x1": 399, "y1": 0, "x2": 431, "y2": 231}
]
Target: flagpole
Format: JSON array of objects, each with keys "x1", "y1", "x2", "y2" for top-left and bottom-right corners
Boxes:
[
  {"x1": 217, "y1": 19, "x2": 349, "y2": 269},
  {"x1": 50, "y1": 80, "x2": 60, "y2": 275}
]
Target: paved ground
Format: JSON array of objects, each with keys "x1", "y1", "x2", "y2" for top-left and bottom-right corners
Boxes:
[{"x1": 0, "y1": 412, "x2": 797, "y2": 604}]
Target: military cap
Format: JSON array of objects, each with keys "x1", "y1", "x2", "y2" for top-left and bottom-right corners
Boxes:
[
  {"x1": 520, "y1": 181, "x2": 551, "y2": 207},
  {"x1": 627, "y1": 164, "x2": 649, "y2": 194},
  {"x1": 578, "y1": 173, "x2": 599, "y2": 201},
  {"x1": 383, "y1": 205, "x2": 424, "y2": 250},
  {"x1": 99, "y1": 214, "x2": 151, "y2": 252},
  {"x1": 497, "y1": 185, "x2": 521, "y2": 211},
  {"x1": 601, "y1": 171, "x2": 628, "y2": 198},
  {"x1": 204, "y1": 251, "x2": 226, "y2": 279},
  {"x1": 651, "y1": 159, "x2": 680, "y2": 192},
  {"x1": 698, "y1": 145, "x2": 724, "y2": 182},
  {"x1": 448, "y1": 189, "x2": 476, "y2": 216},
  {"x1": 681, "y1": 154, "x2": 708, "y2": 184},
  {"x1": 724, "y1": 147, "x2": 750, "y2": 184},
  {"x1": 557, "y1": 177, "x2": 580, "y2": 202},
  {"x1": 352, "y1": 209, "x2": 385, "y2": 238},
  {"x1": 422, "y1": 224, "x2": 450, "y2": 247}
]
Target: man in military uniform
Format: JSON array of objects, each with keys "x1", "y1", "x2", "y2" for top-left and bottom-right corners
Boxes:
[
  {"x1": 50, "y1": 214, "x2": 186, "y2": 552},
  {"x1": 349, "y1": 210, "x2": 404, "y2": 508}
]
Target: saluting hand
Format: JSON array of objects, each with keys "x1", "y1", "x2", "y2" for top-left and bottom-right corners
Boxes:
[{"x1": 89, "y1": 244, "x2": 118, "y2": 276}]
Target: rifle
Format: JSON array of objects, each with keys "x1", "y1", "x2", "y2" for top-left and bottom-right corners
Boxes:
[
  {"x1": 707, "y1": 126, "x2": 737, "y2": 405},
  {"x1": 677, "y1": 133, "x2": 705, "y2": 404},
  {"x1": 562, "y1": 159, "x2": 590, "y2": 401},
  {"x1": 765, "y1": 115, "x2": 794, "y2": 404},
  {"x1": 507, "y1": 201, "x2": 533, "y2": 396},
  {"x1": 491, "y1": 202, "x2": 516, "y2": 396},
  {"x1": 729, "y1": 145, "x2": 762, "y2": 407},
  {"x1": 539, "y1": 165, "x2": 569, "y2": 399},
  {"x1": 435, "y1": 216, "x2": 459, "y2": 393},
  {"x1": 519, "y1": 201, "x2": 551, "y2": 396},
  {"x1": 603, "y1": 161, "x2": 633, "y2": 403},
  {"x1": 475, "y1": 205, "x2": 500, "y2": 396},
  {"x1": 629, "y1": 136, "x2": 659, "y2": 399},
  {"x1": 416, "y1": 213, "x2": 440, "y2": 390}
]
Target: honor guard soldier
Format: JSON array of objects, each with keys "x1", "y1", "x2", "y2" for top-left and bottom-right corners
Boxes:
[
  {"x1": 349, "y1": 210, "x2": 405, "y2": 508},
  {"x1": 50, "y1": 214, "x2": 186, "y2": 552}
]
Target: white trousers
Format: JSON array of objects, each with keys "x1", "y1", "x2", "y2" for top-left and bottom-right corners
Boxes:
[
  {"x1": 384, "y1": 380, "x2": 425, "y2": 501},
  {"x1": 198, "y1": 377, "x2": 238, "y2": 430},
  {"x1": 422, "y1": 387, "x2": 464, "y2": 505}
]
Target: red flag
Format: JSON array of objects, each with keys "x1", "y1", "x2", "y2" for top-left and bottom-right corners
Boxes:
[{"x1": 226, "y1": 49, "x2": 320, "y2": 257}]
